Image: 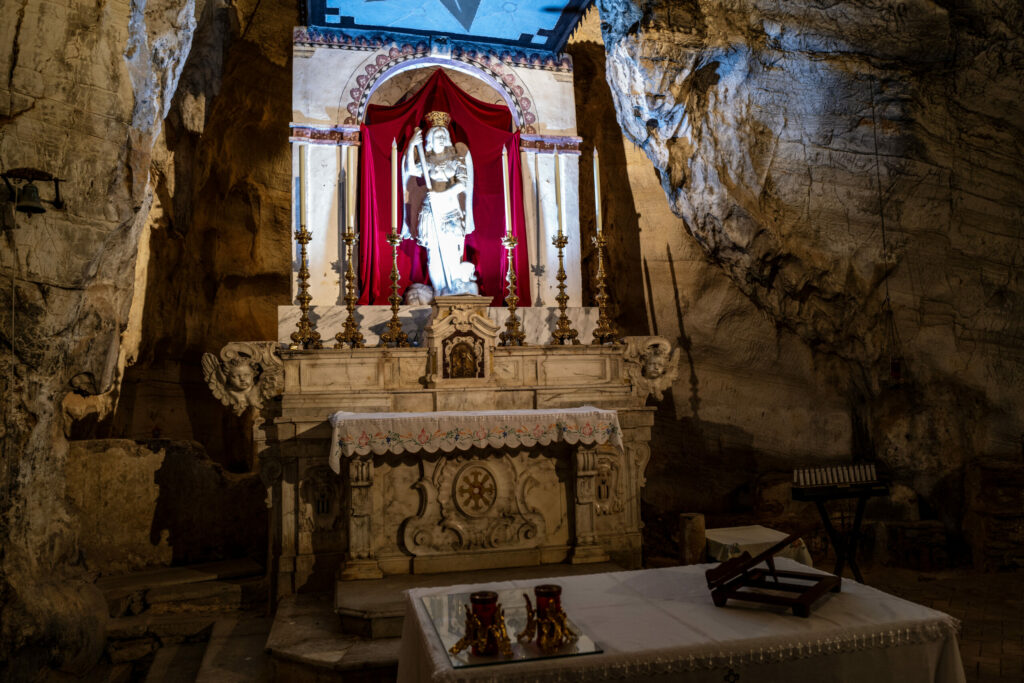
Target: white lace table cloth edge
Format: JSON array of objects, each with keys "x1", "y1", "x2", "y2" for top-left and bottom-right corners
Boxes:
[{"x1": 329, "y1": 406, "x2": 623, "y2": 473}]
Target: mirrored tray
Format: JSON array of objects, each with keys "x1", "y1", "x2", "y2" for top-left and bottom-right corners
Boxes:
[{"x1": 421, "y1": 587, "x2": 603, "y2": 669}]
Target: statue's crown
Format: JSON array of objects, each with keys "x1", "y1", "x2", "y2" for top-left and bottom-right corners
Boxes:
[{"x1": 425, "y1": 110, "x2": 451, "y2": 129}]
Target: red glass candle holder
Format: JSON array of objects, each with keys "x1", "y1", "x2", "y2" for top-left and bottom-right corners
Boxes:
[
  {"x1": 470, "y1": 591, "x2": 498, "y2": 655},
  {"x1": 534, "y1": 584, "x2": 562, "y2": 618}
]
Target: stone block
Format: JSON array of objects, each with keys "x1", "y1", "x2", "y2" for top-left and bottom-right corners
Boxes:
[{"x1": 677, "y1": 513, "x2": 706, "y2": 565}]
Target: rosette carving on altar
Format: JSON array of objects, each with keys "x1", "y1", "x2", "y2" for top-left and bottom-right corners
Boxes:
[
  {"x1": 201, "y1": 342, "x2": 284, "y2": 415},
  {"x1": 623, "y1": 336, "x2": 680, "y2": 402}
]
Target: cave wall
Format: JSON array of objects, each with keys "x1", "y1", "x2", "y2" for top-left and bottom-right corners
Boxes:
[
  {"x1": 111, "y1": 0, "x2": 292, "y2": 470},
  {"x1": 589, "y1": 0, "x2": 1024, "y2": 554},
  {"x1": 0, "y1": 0, "x2": 197, "y2": 672},
  {"x1": 0, "y1": 0, "x2": 293, "y2": 673}
]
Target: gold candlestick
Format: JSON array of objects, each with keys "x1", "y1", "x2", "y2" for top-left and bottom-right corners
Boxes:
[
  {"x1": 380, "y1": 232, "x2": 409, "y2": 347},
  {"x1": 380, "y1": 139, "x2": 408, "y2": 348},
  {"x1": 335, "y1": 144, "x2": 365, "y2": 349},
  {"x1": 290, "y1": 144, "x2": 321, "y2": 350},
  {"x1": 334, "y1": 229, "x2": 365, "y2": 348},
  {"x1": 499, "y1": 234, "x2": 526, "y2": 346},
  {"x1": 289, "y1": 222, "x2": 323, "y2": 350},
  {"x1": 590, "y1": 232, "x2": 618, "y2": 344},
  {"x1": 499, "y1": 145, "x2": 525, "y2": 346},
  {"x1": 550, "y1": 148, "x2": 579, "y2": 345}
]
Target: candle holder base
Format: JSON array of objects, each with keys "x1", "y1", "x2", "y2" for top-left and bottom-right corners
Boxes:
[
  {"x1": 551, "y1": 233, "x2": 580, "y2": 346},
  {"x1": 499, "y1": 234, "x2": 527, "y2": 347},
  {"x1": 334, "y1": 231, "x2": 366, "y2": 349},
  {"x1": 379, "y1": 233, "x2": 410, "y2": 348},
  {"x1": 290, "y1": 224, "x2": 323, "y2": 350},
  {"x1": 590, "y1": 233, "x2": 619, "y2": 345}
]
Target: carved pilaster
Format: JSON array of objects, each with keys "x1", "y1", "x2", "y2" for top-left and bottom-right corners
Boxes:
[
  {"x1": 571, "y1": 447, "x2": 609, "y2": 564},
  {"x1": 339, "y1": 457, "x2": 383, "y2": 579}
]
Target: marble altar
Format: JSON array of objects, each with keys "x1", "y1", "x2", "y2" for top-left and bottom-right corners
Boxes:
[{"x1": 207, "y1": 297, "x2": 677, "y2": 601}]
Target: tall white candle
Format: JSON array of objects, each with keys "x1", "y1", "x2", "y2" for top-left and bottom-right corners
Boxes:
[
  {"x1": 347, "y1": 145, "x2": 357, "y2": 234},
  {"x1": 298, "y1": 144, "x2": 306, "y2": 227},
  {"x1": 554, "y1": 149, "x2": 563, "y2": 238},
  {"x1": 502, "y1": 145, "x2": 511, "y2": 237},
  {"x1": 391, "y1": 139, "x2": 398, "y2": 234},
  {"x1": 593, "y1": 147, "x2": 602, "y2": 236}
]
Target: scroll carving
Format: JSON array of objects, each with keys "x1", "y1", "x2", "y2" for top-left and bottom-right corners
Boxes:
[
  {"x1": 202, "y1": 342, "x2": 283, "y2": 415},
  {"x1": 402, "y1": 456, "x2": 546, "y2": 555},
  {"x1": 623, "y1": 336, "x2": 680, "y2": 402}
]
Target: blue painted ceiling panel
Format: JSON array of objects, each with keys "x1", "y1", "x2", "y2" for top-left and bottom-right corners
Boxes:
[{"x1": 307, "y1": 0, "x2": 592, "y2": 53}]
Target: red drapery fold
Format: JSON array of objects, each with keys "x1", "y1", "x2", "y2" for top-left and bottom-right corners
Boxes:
[{"x1": 358, "y1": 69, "x2": 531, "y2": 306}]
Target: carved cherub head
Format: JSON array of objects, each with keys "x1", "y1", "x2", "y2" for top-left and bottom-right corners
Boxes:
[
  {"x1": 225, "y1": 357, "x2": 258, "y2": 393},
  {"x1": 404, "y1": 282, "x2": 435, "y2": 306},
  {"x1": 202, "y1": 343, "x2": 282, "y2": 416},
  {"x1": 641, "y1": 341, "x2": 671, "y2": 379}
]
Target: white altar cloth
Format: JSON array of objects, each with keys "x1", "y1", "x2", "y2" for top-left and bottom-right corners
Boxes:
[
  {"x1": 329, "y1": 406, "x2": 623, "y2": 473},
  {"x1": 397, "y1": 559, "x2": 964, "y2": 683}
]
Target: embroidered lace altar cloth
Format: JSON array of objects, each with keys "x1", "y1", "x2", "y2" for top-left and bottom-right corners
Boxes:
[{"x1": 329, "y1": 406, "x2": 623, "y2": 472}]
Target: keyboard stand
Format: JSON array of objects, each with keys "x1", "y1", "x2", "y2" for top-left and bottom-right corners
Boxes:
[
  {"x1": 814, "y1": 494, "x2": 870, "y2": 583},
  {"x1": 792, "y1": 466, "x2": 889, "y2": 584}
]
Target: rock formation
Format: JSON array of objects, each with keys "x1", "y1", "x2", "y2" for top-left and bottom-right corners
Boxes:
[
  {"x1": 593, "y1": 0, "x2": 1024, "y2": 544},
  {"x1": 0, "y1": 0, "x2": 286, "y2": 673},
  {"x1": 1, "y1": 0, "x2": 196, "y2": 671}
]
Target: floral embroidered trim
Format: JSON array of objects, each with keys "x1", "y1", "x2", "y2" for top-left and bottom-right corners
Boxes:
[{"x1": 329, "y1": 408, "x2": 623, "y2": 471}]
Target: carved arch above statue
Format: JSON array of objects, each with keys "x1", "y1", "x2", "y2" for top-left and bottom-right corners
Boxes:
[{"x1": 342, "y1": 54, "x2": 536, "y2": 133}]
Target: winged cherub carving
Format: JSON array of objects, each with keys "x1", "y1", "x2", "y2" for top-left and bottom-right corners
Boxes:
[
  {"x1": 201, "y1": 342, "x2": 283, "y2": 415},
  {"x1": 624, "y1": 336, "x2": 681, "y2": 402}
]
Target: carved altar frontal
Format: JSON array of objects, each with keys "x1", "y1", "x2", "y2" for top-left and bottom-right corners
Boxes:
[{"x1": 221, "y1": 297, "x2": 680, "y2": 597}]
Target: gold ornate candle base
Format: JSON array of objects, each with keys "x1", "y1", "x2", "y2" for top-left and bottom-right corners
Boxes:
[
  {"x1": 334, "y1": 231, "x2": 365, "y2": 349},
  {"x1": 289, "y1": 224, "x2": 323, "y2": 350},
  {"x1": 550, "y1": 233, "x2": 580, "y2": 345},
  {"x1": 591, "y1": 233, "x2": 619, "y2": 345},
  {"x1": 449, "y1": 596, "x2": 513, "y2": 658},
  {"x1": 517, "y1": 588, "x2": 578, "y2": 654},
  {"x1": 379, "y1": 232, "x2": 409, "y2": 348},
  {"x1": 499, "y1": 234, "x2": 526, "y2": 346}
]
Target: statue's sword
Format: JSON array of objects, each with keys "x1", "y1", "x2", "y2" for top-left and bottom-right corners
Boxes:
[{"x1": 415, "y1": 134, "x2": 450, "y2": 290}]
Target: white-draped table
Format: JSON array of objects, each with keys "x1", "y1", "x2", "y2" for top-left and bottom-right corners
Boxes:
[{"x1": 397, "y1": 559, "x2": 964, "y2": 683}]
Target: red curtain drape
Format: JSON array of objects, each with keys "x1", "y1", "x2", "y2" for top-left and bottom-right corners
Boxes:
[{"x1": 358, "y1": 69, "x2": 530, "y2": 306}]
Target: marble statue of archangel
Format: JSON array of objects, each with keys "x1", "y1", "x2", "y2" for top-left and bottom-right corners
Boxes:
[{"x1": 400, "y1": 110, "x2": 478, "y2": 296}]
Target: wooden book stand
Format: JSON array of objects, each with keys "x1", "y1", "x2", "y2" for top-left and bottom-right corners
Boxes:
[{"x1": 705, "y1": 534, "x2": 841, "y2": 618}]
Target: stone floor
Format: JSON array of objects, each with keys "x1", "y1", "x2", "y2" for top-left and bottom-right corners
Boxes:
[{"x1": 862, "y1": 566, "x2": 1024, "y2": 683}]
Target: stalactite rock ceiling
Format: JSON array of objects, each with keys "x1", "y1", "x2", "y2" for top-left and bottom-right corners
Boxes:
[{"x1": 595, "y1": 0, "x2": 1024, "y2": 431}]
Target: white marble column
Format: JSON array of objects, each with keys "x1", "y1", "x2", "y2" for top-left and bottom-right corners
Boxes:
[
  {"x1": 292, "y1": 142, "x2": 355, "y2": 307},
  {"x1": 520, "y1": 147, "x2": 583, "y2": 308}
]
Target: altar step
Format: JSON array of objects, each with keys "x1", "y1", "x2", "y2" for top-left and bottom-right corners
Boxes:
[
  {"x1": 266, "y1": 562, "x2": 622, "y2": 682},
  {"x1": 99, "y1": 557, "x2": 267, "y2": 676},
  {"x1": 99, "y1": 558, "x2": 265, "y2": 618}
]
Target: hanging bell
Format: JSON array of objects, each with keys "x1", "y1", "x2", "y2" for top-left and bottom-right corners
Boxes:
[{"x1": 16, "y1": 182, "x2": 46, "y2": 214}]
